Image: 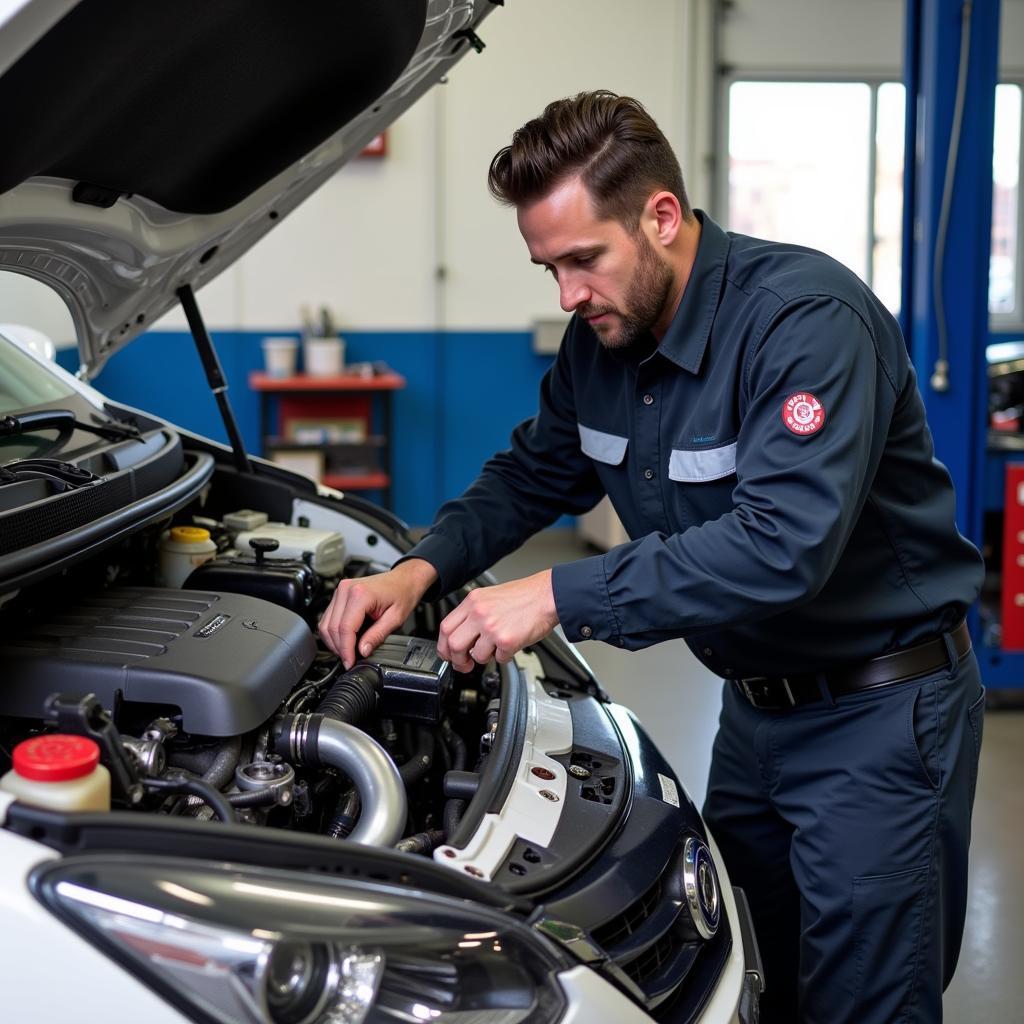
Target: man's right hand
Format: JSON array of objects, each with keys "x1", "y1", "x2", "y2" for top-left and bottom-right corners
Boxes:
[{"x1": 318, "y1": 558, "x2": 438, "y2": 669}]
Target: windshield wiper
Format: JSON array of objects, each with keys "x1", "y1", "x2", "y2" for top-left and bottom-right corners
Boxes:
[
  {"x1": 0, "y1": 408, "x2": 140, "y2": 443},
  {"x1": 0, "y1": 458, "x2": 101, "y2": 490}
]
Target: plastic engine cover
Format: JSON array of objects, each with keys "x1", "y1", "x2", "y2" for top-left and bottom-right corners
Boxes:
[{"x1": 0, "y1": 588, "x2": 316, "y2": 735}]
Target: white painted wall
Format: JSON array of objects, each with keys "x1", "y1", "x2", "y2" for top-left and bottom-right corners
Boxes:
[
  {"x1": 720, "y1": 0, "x2": 903, "y2": 76},
  {"x1": 439, "y1": 0, "x2": 693, "y2": 329}
]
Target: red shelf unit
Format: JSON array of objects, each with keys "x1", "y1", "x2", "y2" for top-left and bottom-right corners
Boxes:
[{"x1": 249, "y1": 370, "x2": 406, "y2": 506}]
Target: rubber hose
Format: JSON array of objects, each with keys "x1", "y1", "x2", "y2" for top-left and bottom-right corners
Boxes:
[
  {"x1": 445, "y1": 722, "x2": 467, "y2": 772},
  {"x1": 440, "y1": 721, "x2": 466, "y2": 838},
  {"x1": 145, "y1": 775, "x2": 235, "y2": 823},
  {"x1": 166, "y1": 737, "x2": 242, "y2": 787},
  {"x1": 395, "y1": 829, "x2": 446, "y2": 855},
  {"x1": 327, "y1": 789, "x2": 360, "y2": 839},
  {"x1": 202, "y1": 736, "x2": 242, "y2": 790},
  {"x1": 444, "y1": 796, "x2": 465, "y2": 839},
  {"x1": 316, "y1": 665, "x2": 379, "y2": 724},
  {"x1": 399, "y1": 727, "x2": 434, "y2": 786},
  {"x1": 227, "y1": 788, "x2": 279, "y2": 808}
]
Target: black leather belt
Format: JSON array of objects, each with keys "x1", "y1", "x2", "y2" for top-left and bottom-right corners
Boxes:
[{"x1": 736, "y1": 621, "x2": 971, "y2": 711}]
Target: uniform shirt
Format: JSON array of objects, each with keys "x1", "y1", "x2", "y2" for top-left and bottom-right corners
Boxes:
[{"x1": 405, "y1": 211, "x2": 983, "y2": 677}]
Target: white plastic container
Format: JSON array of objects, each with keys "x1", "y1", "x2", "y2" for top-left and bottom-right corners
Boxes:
[
  {"x1": 158, "y1": 525, "x2": 217, "y2": 588},
  {"x1": 1, "y1": 735, "x2": 110, "y2": 811},
  {"x1": 261, "y1": 336, "x2": 298, "y2": 378},
  {"x1": 303, "y1": 336, "x2": 344, "y2": 377},
  {"x1": 233, "y1": 522, "x2": 346, "y2": 576}
]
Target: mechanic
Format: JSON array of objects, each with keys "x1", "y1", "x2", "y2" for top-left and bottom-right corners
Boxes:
[{"x1": 319, "y1": 91, "x2": 985, "y2": 1023}]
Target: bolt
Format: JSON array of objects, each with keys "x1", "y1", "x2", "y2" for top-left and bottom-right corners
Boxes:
[
  {"x1": 531, "y1": 766, "x2": 556, "y2": 781},
  {"x1": 464, "y1": 865, "x2": 484, "y2": 878},
  {"x1": 442, "y1": 848, "x2": 457, "y2": 859},
  {"x1": 540, "y1": 790, "x2": 560, "y2": 802},
  {"x1": 569, "y1": 765, "x2": 591, "y2": 780}
]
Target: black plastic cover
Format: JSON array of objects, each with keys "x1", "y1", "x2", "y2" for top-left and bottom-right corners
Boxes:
[
  {"x1": 364, "y1": 634, "x2": 453, "y2": 723},
  {"x1": 0, "y1": 588, "x2": 316, "y2": 735},
  {"x1": 185, "y1": 555, "x2": 320, "y2": 616}
]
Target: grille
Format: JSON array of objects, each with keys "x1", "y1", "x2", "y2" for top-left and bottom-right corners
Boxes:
[
  {"x1": 623, "y1": 932, "x2": 678, "y2": 987},
  {"x1": 590, "y1": 836, "x2": 727, "y2": 1014},
  {"x1": 592, "y1": 875, "x2": 664, "y2": 947}
]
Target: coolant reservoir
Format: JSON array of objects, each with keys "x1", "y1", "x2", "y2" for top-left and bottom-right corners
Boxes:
[
  {"x1": 159, "y1": 525, "x2": 217, "y2": 587},
  {"x1": 1, "y1": 735, "x2": 111, "y2": 811}
]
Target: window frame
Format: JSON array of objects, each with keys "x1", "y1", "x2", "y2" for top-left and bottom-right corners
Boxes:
[
  {"x1": 715, "y1": 70, "x2": 1024, "y2": 332},
  {"x1": 990, "y1": 79, "x2": 1024, "y2": 333}
]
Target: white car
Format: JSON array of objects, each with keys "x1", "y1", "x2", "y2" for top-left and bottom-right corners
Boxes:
[{"x1": 0, "y1": 2, "x2": 761, "y2": 1022}]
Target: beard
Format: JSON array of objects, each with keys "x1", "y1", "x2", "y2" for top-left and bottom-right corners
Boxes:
[{"x1": 580, "y1": 231, "x2": 674, "y2": 353}]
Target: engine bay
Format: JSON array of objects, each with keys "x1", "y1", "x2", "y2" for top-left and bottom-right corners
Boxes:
[{"x1": 0, "y1": 489, "x2": 616, "y2": 880}]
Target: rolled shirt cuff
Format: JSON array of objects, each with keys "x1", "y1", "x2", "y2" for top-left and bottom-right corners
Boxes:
[{"x1": 551, "y1": 554, "x2": 622, "y2": 646}]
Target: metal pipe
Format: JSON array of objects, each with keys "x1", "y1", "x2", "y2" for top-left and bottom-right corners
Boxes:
[
  {"x1": 272, "y1": 713, "x2": 406, "y2": 847},
  {"x1": 315, "y1": 718, "x2": 407, "y2": 846}
]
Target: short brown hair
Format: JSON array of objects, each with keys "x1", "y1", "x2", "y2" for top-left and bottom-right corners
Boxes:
[{"x1": 488, "y1": 91, "x2": 692, "y2": 228}]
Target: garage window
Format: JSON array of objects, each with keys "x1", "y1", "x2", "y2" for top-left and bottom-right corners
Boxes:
[{"x1": 724, "y1": 79, "x2": 1021, "y2": 326}]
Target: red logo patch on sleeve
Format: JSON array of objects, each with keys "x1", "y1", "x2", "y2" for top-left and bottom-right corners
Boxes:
[{"x1": 782, "y1": 392, "x2": 826, "y2": 435}]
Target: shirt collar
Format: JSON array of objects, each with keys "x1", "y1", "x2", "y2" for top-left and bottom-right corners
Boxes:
[{"x1": 655, "y1": 209, "x2": 730, "y2": 375}]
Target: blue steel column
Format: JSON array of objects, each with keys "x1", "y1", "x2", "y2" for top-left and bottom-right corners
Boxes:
[{"x1": 907, "y1": 0, "x2": 999, "y2": 558}]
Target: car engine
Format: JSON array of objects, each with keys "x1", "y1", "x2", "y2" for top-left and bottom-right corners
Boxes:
[{"x1": 0, "y1": 507, "x2": 502, "y2": 855}]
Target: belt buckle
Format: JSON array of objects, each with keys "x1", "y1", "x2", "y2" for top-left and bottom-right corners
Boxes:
[{"x1": 740, "y1": 676, "x2": 796, "y2": 709}]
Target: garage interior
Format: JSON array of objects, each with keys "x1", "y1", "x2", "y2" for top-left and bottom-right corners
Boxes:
[{"x1": 3, "y1": 0, "x2": 1021, "y2": 1020}]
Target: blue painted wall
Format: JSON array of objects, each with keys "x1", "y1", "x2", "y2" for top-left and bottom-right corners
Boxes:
[{"x1": 59, "y1": 330, "x2": 558, "y2": 528}]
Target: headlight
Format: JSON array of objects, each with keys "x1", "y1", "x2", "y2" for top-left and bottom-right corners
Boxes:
[{"x1": 33, "y1": 856, "x2": 568, "y2": 1024}]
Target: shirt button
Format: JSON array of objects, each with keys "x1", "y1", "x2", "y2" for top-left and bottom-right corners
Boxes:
[
  {"x1": 643, "y1": 468, "x2": 654, "y2": 480},
  {"x1": 580, "y1": 625, "x2": 593, "y2": 639},
  {"x1": 642, "y1": 393, "x2": 655, "y2": 406},
  {"x1": 702, "y1": 647, "x2": 714, "y2": 657},
  {"x1": 723, "y1": 668, "x2": 735, "y2": 677}
]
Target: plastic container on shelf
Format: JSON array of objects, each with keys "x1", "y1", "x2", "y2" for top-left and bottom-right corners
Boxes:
[
  {"x1": 261, "y1": 336, "x2": 298, "y2": 377},
  {"x1": 303, "y1": 335, "x2": 344, "y2": 377},
  {"x1": 1, "y1": 734, "x2": 111, "y2": 811},
  {"x1": 158, "y1": 525, "x2": 217, "y2": 588}
]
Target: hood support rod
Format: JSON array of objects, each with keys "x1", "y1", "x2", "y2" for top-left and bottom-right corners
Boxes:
[{"x1": 177, "y1": 284, "x2": 252, "y2": 474}]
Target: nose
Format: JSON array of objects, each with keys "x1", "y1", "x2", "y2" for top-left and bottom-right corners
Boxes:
[{"x1": 559, "y1": 275, "x2": 591, "y2": 313}]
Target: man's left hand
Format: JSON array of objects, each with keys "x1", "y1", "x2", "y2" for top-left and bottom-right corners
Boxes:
[{"x1": 438, "y1": 569, "x2": 560, "y2": 672}]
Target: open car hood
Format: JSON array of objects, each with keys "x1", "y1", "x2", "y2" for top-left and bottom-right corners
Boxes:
[{"x1": 0, "y1": 0, "x2": 494, "y2": 379}]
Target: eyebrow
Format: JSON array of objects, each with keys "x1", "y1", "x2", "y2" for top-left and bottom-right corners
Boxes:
[{"x1": 530, "y1": 244, "x2": 604, "y2": 266}]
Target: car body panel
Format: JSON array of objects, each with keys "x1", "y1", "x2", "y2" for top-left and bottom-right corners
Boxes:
[{"x1": 0, "y1": 0, "x2": 492, "y2": 378}]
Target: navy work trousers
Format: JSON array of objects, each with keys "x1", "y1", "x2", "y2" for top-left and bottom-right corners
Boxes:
[{"x1": 702, "y1": 644, "x2": 984, "y2": 1023}]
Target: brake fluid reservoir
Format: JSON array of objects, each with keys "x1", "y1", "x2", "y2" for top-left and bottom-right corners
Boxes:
[
  {"x1": 158, "y1": 525, "x2": 217, "y2": 587},
  {"x1": 1, "y1": 735, "x2": 111, "y2": 811}
]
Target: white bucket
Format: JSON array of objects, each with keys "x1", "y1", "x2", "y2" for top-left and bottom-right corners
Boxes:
[
  {"x1": 304, "y1": 336, "x2": 345, "y2": 377},
  {"x1": 262, "y1": 336, "x2": 298, "y2": 378}
]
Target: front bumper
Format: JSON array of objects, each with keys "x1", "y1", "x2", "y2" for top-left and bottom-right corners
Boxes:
[
  {"x1": 554, "y1": 880, "x2": 762, "y2": 1023},
  {"x1": 733, "y1": 888, "x2": 764, "y2": 1023}
]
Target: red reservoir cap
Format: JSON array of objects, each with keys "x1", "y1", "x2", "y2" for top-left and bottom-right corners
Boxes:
[{"x1": 12, "y1": 734, "x2": 100, "y2": 782}]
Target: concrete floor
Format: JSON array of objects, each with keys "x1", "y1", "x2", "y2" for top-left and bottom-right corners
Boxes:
[{"x1": 491, "y1": 529, "x2": 1023, "y2": 1021}]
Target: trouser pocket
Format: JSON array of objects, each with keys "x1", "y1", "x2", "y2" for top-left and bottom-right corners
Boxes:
[
  {"x1": 853, "y1": 865, "x2": 930, "y2": 1022},
  {"x1": 908, "y1": 680, "x2": 941, "y2": 790},
  {"x1": 966, "y1": 687, "x2": 985, "y2": 806}
]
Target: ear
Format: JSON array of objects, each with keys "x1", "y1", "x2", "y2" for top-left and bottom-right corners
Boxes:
[{"x1": 644, "y1": 190, "x2": 682, "y2": 247}]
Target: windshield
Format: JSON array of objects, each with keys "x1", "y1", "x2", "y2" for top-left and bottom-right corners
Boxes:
[{"x1": 0, "y1": 336, "x2": 74, "y2": 415}]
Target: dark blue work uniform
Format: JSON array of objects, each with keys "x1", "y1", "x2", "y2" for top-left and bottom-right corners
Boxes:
[{"x1": 407, "y1": 211, "x2": 985, "y2": 1023}]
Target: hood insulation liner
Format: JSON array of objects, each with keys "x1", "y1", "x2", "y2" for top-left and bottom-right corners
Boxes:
[{"x1": 0, "y1": 0, "x2": 427, "y2": 213}]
